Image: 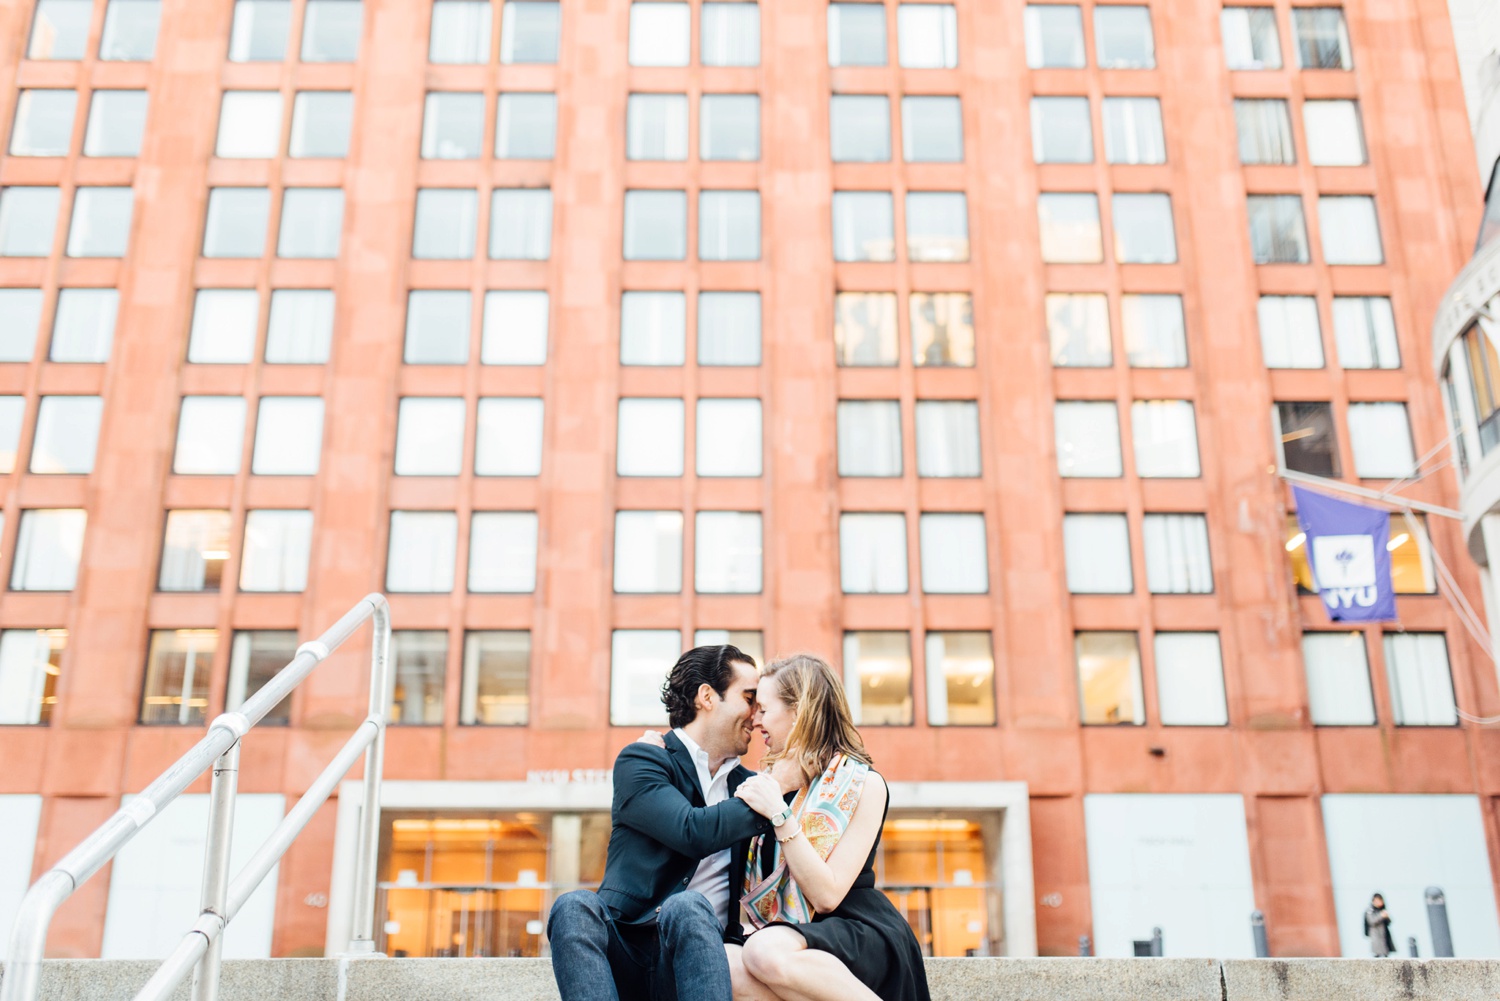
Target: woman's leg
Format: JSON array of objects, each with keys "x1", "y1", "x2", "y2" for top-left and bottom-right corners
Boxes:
[
  {"x1": 739, "y1": 927, "x2": 881, "y2": 1001},
  {"x1": 726, "y1": 944, "x2": 781, "y2": 1001}
]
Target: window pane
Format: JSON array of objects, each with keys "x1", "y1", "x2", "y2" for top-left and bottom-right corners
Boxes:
[
  {"x1": 10, "y1": 90, "x2": 77, "y2": 157},
  {"x1": 1383, "y1": 633, "x2": 1456, "y2": 726},
  {"x1": 699, "y1": 190, "x2": 760, "y2": 261},
  {"x1": 1030, "y1": 97, "x2": 1092, "y2": 164},
  {"x1": 1101, "y1": 97, "x2": 1165, "y2": 164},
  {"x1": 30, "y1": 396, "x2": 102, "y2": 474},
  {"x1": 0, "y1": 187, "x2": 60, "y2": 257},
  {"x1": 697, "y1": 398, "x2": 762, "y2": 477},
  {"x1": 0, "y1": 292, "x2": 41, "y2": 361},
  {"x1": 413, "y1": 188, "x2": 478, "y2": 259},
  {"x1": 1155, "y1": 633, "x2": 1228, "y2": 726},
  {"x1": 1332, "y1": 297, "x2": 1399, "y2": 370},
  {"x1": 1388, "y1": 513, "x2": 1435, "y2": 595},
  {"x1": 475, "y1": 397, "x2": 545, "y2": 475},
  {"x1": 301, "y1": 0, "x2": 362, "y2": 62},
  {"x1": 12, "y1": 510, "x2": 86, "y2": 591},
  {"x1": 229, "y1": 0, "x2": 290, "y2": 61},
  {"x1": 482, "y1": 290, "x2": 548, "y2": 365},
  {"x1": 1143, "y1": 512, "x2": 1213, "y2": 594},
  {"x1": 252, "y1": 397, "x2": 323, "y2": 475},
  {"x1": 695, "y1": 511, "x2": 762, "y2": 593},
  {"x1": 265, "y1": 290, "x2": 333, "y2": 363},
  {"x1": 404, "y1": 289, "x2": 471, "y2": 364},
  {"x1": 1075, "y1": 631, "x2": 1144, "y2": 725},
  {"x1": 630, "y1": 2, "x2": 690, "y2": 65},
  {"x1": 216, "y1": 91, "x2": 282, "y2": 158},
  {"x1": 839, "y1": 513, "x2": 907, "y2": 593},
  {"x1": 1112, "y1": 192, "x2": 1176, "y2": 264},
  {"x1": 1221, "y1": 7, "x2": 1281, "y2": 70},
  {"x1": 1064, "y1": 513, "x2": 1131, "y2": 593},
  {"x1": 394, "y1": 397, "x2": 465, "y2": 476},
  {"x1": 226, "y1": 631, "x2": 296, "y2": 724},
  {"x1": 187, "y1": 289, "x2": 257, "y2": 364},
  {"x1": 617, "y1": 398, "x2": 684, "y2": 476},
  {"x1": 1292, "y1": 7, "x2": 1351, "y2": 69},
  {"x1": 497, "y1": 92, "x2": 556, "y2": 159},
  {"x1": 1319, "y1": 195, "x2": 1382, "y2": 265},
  {"x1": 902, "y1": 96, "x2": 963, "y2": 162},
  {"x1": 390, "y1": 631, "x2": 446, "y2": 724},
  {"x1": 1131, "y1": 399, "x2": 1199, "y2": 478},
  {"x1": 1121, "y1": 293, "x2": 1187, "y2": 368},
  {"x1": 174, "y1": 397, "x2": 246, "y2": 475},
  {"x1": 925, "y1": 632, "x2": 993, "y2": 726},
  {"x1": 100, "y1": 0, "x2": 161, "y2": 61},
  {"x1": 1038, "y1": 193, "x2": 1103, "y2": 263},
  {"x1": 468, "y1": 512, "x2": 538, "y2": 592},
  {"x1": 422, "y1": 92, "x2": 485, "y2": 159},
  {"x1": 1303, "y1": 100, "x2": 1365, "y2": 166},
  {"x1": 290, "y1": 91, "x2": 353, "y2": 157},
  {"x1": 699, "y1": 292, "x2": 761, "y2": 366},
  {"x1": 159, "y1": 510, "x2": 232, "y2": 592},
  {"x1": 621, "y1": 291, "x2": 686, "y2": 365},
  {"x1": 1303, "y1": 632, "x2": 1374, "y2": 724},
  {"x1": 843, "y1": 631, "x2": 912, "y2": 725},
  {"x1": 833, "y1": 192, "x2": 895, "y2": 262},
  {"x1": 834, "y1": 292, "x2": 899, "y2": 366},
  {"x1": 1047, "y1": 293, "x2": 1110, "y2": 367},
  {"x1": 461, "y1": 631, "x2": 530, "y2": 725},
  {"x1": 29, "y1": 0, "x2": 92, "y2": 59},
  {"x1": 1246, "y1": 194, "x2": 1309, "y2": 264},
  {"x1": 694, "y1": 630, "x2": 764, "y2": 665},
  {"x1": 830, "y1": 95, "x2": 891, "y2": 163},
  {"x1": 1258, "y1": 295, "x2": 1323, "y2": 369},
  {"x1": 837, "y1": 400, "x2": 902, "y2": 477},
  {"x1": 203, "y1": 188, "x2": 270, "y2": 258},
  {"x1": 0, "y1": 629, "x2": 66, "y2": 725},
  {"x1": 910, "y1": 292, "x2": 974, "y2": 367},
  {"x1": 610, "y1": 629, "x2": 680, "y2": 726},
  {"x1": 1094, "y1": 5, "x2": 1154, "y2": 68},
  {"x1": 624, "y1": 190, "x2": 687, "y2": 260},
  {"x1": 1347, "y1": 402, "x2": 1414, "y2": 478},
  {"x1": 500, "y1": 1, "x2": 559, "y2": 63},
  {"x1": 1275, "y1": 401, "x2": 1340, "y2": 476},
  {"x1": 84, "y1": 90, "x2": 149, "y2": 156},
  {"x1": 897, "y1": 4, "x2": 957, "y2": 68},
  {"x1": 626, "y1": 94, "x2": 689, "y2": 161},
  {"x1": 828, "y1": 3, "x2": 886, "y2": 65},
  {"x1": 919, "y1": 513, "x2": 987, "y2": 594},
  {"x1": 67, "y1": 187, "x2": 134, "y2": 258},
  {"x1": 278, "y1": 188, "x2": 342, "y2": 258},
  {"x1": 0, "y1": 399, "x2": 22, "y2": 472},
  {"x1": 1024, "y1": 4, "x2": 1084, "y2": 68},
  {"x1": 1055, "y1": 400, "x2": 1122, "y2": 477},
  {"x1": 614, "y1": 510, "x2": 684, "y2": 592},
  {"x1": 387, "y1": 511, "x2": 458, "y2": 592},
  {"x1": 139, "y1": 630, "x2": 216, "y2": 725},
  {"x1": 240, "y1": 509, "x2": 312, "y2": 591},
  {"x1": 914, "y1": 400, "x2": 980, "y2": 477},
  {"x1": 51, "y1": 288, "x2": 119, "y2": 363},
  {"x1": 1234, "y1": 99, "x2": 1294, "y2": 165},
  {"x1": 430, "y1": 0, "x2": 492, "y2": 63},
  {"x1": 701, "y1": 94, "x2": 759, "y2": 161},
  {"x1": 906, "y1": 192, "x2": 968, "y2": 262},
  {"x1": 702, "y1": 2, "x2": 758, "y2": 66}
]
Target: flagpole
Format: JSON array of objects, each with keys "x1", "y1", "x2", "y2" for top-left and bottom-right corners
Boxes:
[{"x1": 1274, "y1": 467, "x2": 1463, "y2": 520}]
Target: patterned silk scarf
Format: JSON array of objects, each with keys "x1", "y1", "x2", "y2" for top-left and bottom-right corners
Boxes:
[{"x1": 742, "y1": 753, "x2": 870, "y2": 928}]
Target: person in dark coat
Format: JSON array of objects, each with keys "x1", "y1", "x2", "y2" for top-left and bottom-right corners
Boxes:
[{"x1": 1364, "y1": 893, "x2": 1395, "y2": 957}]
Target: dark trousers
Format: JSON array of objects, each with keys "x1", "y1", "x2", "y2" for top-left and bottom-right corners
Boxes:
[{"x1": 547, "y1": 889, "x2": 732, "y2": 1001}]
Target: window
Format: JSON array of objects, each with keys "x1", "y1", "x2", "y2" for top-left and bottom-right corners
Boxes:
[
  {"x1": 0, "y1": 630, "x2": 66, "y2": 725},
  {"x1": 839, "y1": 513, "x2": 907, "y2": 594},
  {"x1": 610, "y1": 629, "x2": 679, "y2": 726},
  {"x1": 404, "y1": 290, "x2": 471, "y2": 364},
  {"x1": 830, "y1": 95, "x2": 891, "y2": 163},
  {"x1": 252, "y1": 398, "x2": 323, "y2": 475},
  {"x1": 11, "y1": 510, "x2": 86, "y2": 591},
  {"x1": 500, "y1": 1, "x2": 559, "y2": 62},
  {"x1": 1112, "y1": 193, "x2": 1176, "y2": 264},
  {"x1": 621, "y1": 291, "x2": 686, "y2": 365},
  {"x1": 1047, "y1": 294, "x2": 1110, "y2": 367},
  {"x1": 422, "y1": 92, "x2": 485, "y2": 159},
  {"x1": 1131, "y1": 400, "x2": 1199, "y2": 478},
  {"x1": 902, "y1": 96, "x2": 963, "y2": 162},
  {"x1": 468, "y1": 512, "x2": 538, "y2": 592},
  {"x1": 1303, "y1": 631, "x2": 1373, "y2": 724},
  {"x1": 460, "y1": 632, "x2": 530, "y2": 725},
  {"x1": 1024, "y1": 4, "x2": 1084, "y2": 68},
  {"x1": 301, "y1": 0, "x2": 362, "y2": 62},
  {"x1": 897, "y1": 4, "x2": 957, "y2": 68},
  {"x1": 626, "y1": 94, "x2": 688, "y2": 162},
  {"x1": 1274, "y1": 401, "x2": 1339, "y2": 476},
  {"x1": 84, "y1": 90, "x2": 149, "y2": 156},
  {"x1": 1234, "y1": 98, "x2": 1294, "y2": 164},
  {"x1": 266, "y1": 289, "x2": 334, "y2": 363},
  {"x1": 1383, "y1": 633, "x2": 1457, "y2": 726},
  {"x1": 216, "y1": 91, "x2": 282, "y2": 158},
  {"x1": 834, "y1": 292, "x2": 898, "y2": 366},
  {"x1": 617, "y1": 398, "x2": 684, "y2": 476},
  {"x1": 0, "y1": 187, "x2": 60, "y2": 257},
  {"x1": 843, "y1": 632, "x2": 912, "y2": 725},
  {"x1": 173, "y1": 397, "x2": 246, "y2": 475},
  {"x1": 226, "y1": 631, "x2": 296, "y2": 724},
  {"x1": 614, "y1": 510, "x2": 684, "y2": 592},
  {"x1": 910, "y1": 292, "x2": 974, "y2": 366},
  {"x1": 30, "y1": 396, "x2": 102, "y2": 474},
  {"x1": 925, "y1": 632, "x2": 994, "y2": 726},
  {"x1": 1075, "y1": 631, "x2": 1144, "y2": 725},
  {"x1": 229, "y1": 0, "x2": 291, "y2": 61},
  {"x1": 497, "y1": 93, "x2": 556, "y2": 159},
  {"x1": 1121, "y1": 294, "x2": 1187, "y2": 367},
  {"x1": 1142, "y1": 512, "x2": 1212, "y2": 593},
  {"x1": 10, "y1": 90, "x2": 77, "y2": 157},
  {"x1": 1332, "y1": 297, "x2": 1399, "y2": 369},
  {"x1": 28, "y1": 0, "x2": 92, "y2": 59},
  {"x1": 430, "y1": 0, "x2": 491, "y2": 63},
  {"x1": 1155, "y1": 633, "x2": 1228, "y2": 726},
  {"x1": 699, "y1": 292, "x2": 761, "y2": 365},
  {"x1": 100, "y1": 0, "x2": 160, "y2": 61},
  {"x1": 702, "y1": 2, "x2": 758, "y2": 66},
  {"x1": 1258, "y1": 295, "x2": 1323, "y2": 369},
  {"x1": 158, "y1": 510, "x2": 232, "y2": 592},
  {"x1": 67, "y1": 187, "x2": 133, "y2": 258},
  {"x1": 701, "y1": 94, "x2": 759, "y2": 161},
  {"x1": 697, "y1": 398, "x2": 762, "y2": 477},
  {"x1": 202, "y1": 188, "x2": 270, "y2": 258},
  {"x1": 289, "y1": 91, "x2": 353, "y2": 157},
  {"x1": 475, "y1": 397, "x2": 545, "y2": 475},
  {"x1": 139, "y1": 630, "x2": 216, "y2": 725},
  {"x1": 1031, "y1": 97, "x2": 1093, "y2": 164},
  {"x1": 1292, "y1": 7, "x2": 1351, "y2": 69},
  {"x1": 1055, "y1": 400, "x2": 1122, "y2": 477},
  {"x1": 1064, "y1": 513, "x2": 1132, "y2": 593},
  {"x1": 239, "y1": 509, "x2": 312, "y2": 591},
  {"x1": 1102, "y1": 97, "x2": 1165, "y2": 164},
  {"x1": 837, "y1": 400, "x2": 902, "y2": 477},
  {"x1": 412, "y1": 188, "x2": 478, "y2": 259},
  {"x1": 695, "y1": 511, "x2": 762, "y2": 593},
  {"x1": 1347, "y1": 402, "x2": 1414, "y2": 478},
  {"x1": 0, "y1": 398, "x2": 20, "y2": 472},
  {"x1": 1318, "y1": 196, "x2": 1382, "y2": 265},
  {"x1": 1095, "y1": 5, "x2": 1154, "y2": 67},
  {"x1": 1388, "y1": 515, "x2": 1435, "y2": 594},
  {"x1": 1038, "y1": 193, "x2": 1103, "y2": 263},
  {"x1": 0, "y1": 290, "x2": 42, "y2": 361},
  {"x1": 630, "y1": 2, "x2": 689, "y2": 65},
  {"x1": 906, "y1": 192, "x2": 968, "y2": 262},
  {"x1": 386, "y1": 511, "x2": 458, "y2": 592},
  {"x1": 187, "y1": 289, "x2": 258, "y2": 364},
  {"x1": 390, "y1": 631, "x2": 446, "y2": 724},
  {"x1": 700, "y1": 190, "x2": 760, "y2": 261},
  {"x1": 51, "y1": 288, "x2": 119, "y2": 363},
  {"x1": 623, "y1": 190, "x2": 687, "y2": 260},
  {"x1": 832, "y1": 192, "x2": 894, "y2": 263},
  {"x1": 394, "y1": 397, "x2": 465, "y2": 476},
  {"x1": 919, "y1": 513, "x2": 987, "y2": 594},
  {"x1": 1246, "y1": 194, "x2": 1309, "y2": 264},
  {"x1": 1303, "y1": 100, "x2": 1364, "y2": 165},
  {"x1": 483, "y1": 290, "x2": 549, "y2": 365},
  {"x1": 277, "y1": 188, "x2": 342, "y2": 258},
  {"x1": 828, "y1": 3, "x2": 885, "y2": 65},
  {"x1": 914, "y1": 400, "x2": 980, "y2": 477},
  {"x1": 1221, "y1": 6, "x2": 1281, "y2": 69}
]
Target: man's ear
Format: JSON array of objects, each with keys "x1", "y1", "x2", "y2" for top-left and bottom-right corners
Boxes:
[{"x1": 697, "y1": 682, "x2": 717, "y2": 710}]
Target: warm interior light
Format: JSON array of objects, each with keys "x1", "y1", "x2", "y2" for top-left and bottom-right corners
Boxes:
[
  {"x1": 201, "y1": 550, "x2": 231, "y2": 560},
  {"x1": 1285, "y1": 532, "x2": 1306, "y2": 552},
  {"x1": 1387, "y1": 533, "x2": 1409, "y2": 551}
]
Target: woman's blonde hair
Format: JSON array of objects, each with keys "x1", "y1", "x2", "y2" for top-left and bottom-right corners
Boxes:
[{"x1": 761, "y1": 654, "x2": 873, "y2": 785}]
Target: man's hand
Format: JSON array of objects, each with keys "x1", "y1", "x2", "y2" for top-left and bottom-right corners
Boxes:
[
  {"x1": 733, "y1": 773, "x2": 785, "y2": 819},
  {"x1": 634, "y1": 730, "x2": 666, "y2": 748}
]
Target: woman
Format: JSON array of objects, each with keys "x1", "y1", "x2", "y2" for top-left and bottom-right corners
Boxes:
[{"x1": 1364, "y1": 893, "x2": 1395, "y2": 957}]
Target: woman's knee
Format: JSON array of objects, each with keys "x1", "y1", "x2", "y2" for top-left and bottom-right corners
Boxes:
[{"x1": 741, "y1": 928, "x2": 805, "y2": 986}]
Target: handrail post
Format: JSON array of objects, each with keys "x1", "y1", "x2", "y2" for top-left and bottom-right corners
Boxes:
[
  {"x1": 190, "y1": 740, "x2": 241, "y2": 1001},
  {"x1": 346, "y1": 595, "x2": 392, "y2": 954}
]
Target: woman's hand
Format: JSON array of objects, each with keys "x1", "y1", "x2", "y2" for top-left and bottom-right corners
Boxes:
[
  {"x1": 634, "y1": 730, "x2": 666, "y2": 748},
  {"x1": 770, "y1": 755, "x2": 804, "y2": 794},
  {"x1": 734, "y1": 773, "x2": 786, "y2": 819}
]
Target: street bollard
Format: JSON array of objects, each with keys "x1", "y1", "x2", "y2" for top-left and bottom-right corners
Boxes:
[
  {"x1": 1151, "y1": 927, "x2": 1163, "y2": 957},
  {"x1": 1426, "y1": 887, "x2": 1454, "y2": 957},
  {"x1": 1251, "y1": 910, "x2": 1269, "y2": 958},
  {"x1": 1408, "y1": 936, "x2": 1419, "y2": 958},
  {"x1": 1079, "y1": 935, "x2": 1091, "y2": 957}
]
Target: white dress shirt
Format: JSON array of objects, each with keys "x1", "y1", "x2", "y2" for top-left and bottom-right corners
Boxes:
[{"x1": 672, "y1": 727, "x2": 739, "y2": 929}]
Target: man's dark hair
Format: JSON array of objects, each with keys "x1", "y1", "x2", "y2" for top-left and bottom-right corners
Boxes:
[{"x1": 661, "y1": 644, "x2": 753, "y2": 729}]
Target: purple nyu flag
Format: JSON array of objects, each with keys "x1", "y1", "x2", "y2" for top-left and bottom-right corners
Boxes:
[{"x1": 1292, "y1": 485, "x2": 1397, "y2": 622}]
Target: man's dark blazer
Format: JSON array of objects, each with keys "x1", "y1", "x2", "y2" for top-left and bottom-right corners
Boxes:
[{"x1": 596, "y1": 730, "x2": 772, "y2": 944}]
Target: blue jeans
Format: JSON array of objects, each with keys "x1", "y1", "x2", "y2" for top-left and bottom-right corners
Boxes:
[{"x1": 547, "y1": 889, "x2": 732, "y2": 1001}]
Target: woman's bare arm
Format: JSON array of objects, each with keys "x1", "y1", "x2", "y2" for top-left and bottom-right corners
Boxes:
[{"x1": 771, "y1": 772, "x2": 887, "y2": 914}]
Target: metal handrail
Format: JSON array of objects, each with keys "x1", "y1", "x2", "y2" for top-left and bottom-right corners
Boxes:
[{"x1": 0, "y1": 593, "x2": 393, "y2": 1001}]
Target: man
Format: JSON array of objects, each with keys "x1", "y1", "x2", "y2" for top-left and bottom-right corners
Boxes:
[{"x1": 548, "y1": 645, "x2": 792, "y2": 1001}]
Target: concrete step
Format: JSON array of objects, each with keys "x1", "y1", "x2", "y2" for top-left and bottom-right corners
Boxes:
[{"x1": 3, "y1": 957, "x2": 1499, "y2": 1001}]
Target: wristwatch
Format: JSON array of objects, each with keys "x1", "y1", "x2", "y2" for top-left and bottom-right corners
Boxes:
[{"x1": 768, "y1": 806, "x2": 794, "y2": 828}]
